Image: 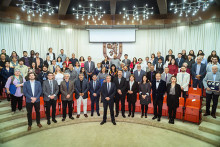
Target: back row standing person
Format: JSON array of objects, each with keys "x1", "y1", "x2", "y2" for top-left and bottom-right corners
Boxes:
[{"x1": 84, "y1": 56, "x2": 95, "y2": 81}]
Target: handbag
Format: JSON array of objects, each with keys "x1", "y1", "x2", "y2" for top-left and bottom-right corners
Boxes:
[{"x1": 9, "y1": 84, "x2": 17, "y2": 95}]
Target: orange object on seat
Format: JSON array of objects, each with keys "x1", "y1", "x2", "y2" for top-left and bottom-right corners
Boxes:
[
  {"x1": 184, "y1": 98, "x2": 201, "y2": 123},
  {"x1": 188, "y1": 94, "x2": 200, "y2": 100},
  {"x1": 40, "y1": 97, "x2": 44, "y2": 105},
  {"x1": 163, "y1": 95, "x2": 167, "y2": 103},
  {"x1": 188, "y1": 87, "x2": 202, "y2": 96}
]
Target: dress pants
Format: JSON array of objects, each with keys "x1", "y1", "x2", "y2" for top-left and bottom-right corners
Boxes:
[
  {"x1": 91, "y1": 96, "x2": 99, "y2": 114},
  {"x1": 115, "y1": 95, "x2": 125, "y2": 115},
  {"x1": 206, "y1": 93, "x2": 219, "y2": 115},
  {"x1": 45, "y1": 99, "x2": 56, "y2": 120},
  {"x1": 141, "y1": 104, "x2": 148, "y2": 115},
  {"x1": 128, "y1": 102, "x2": 136, "y2": 115},
  {"x1": 11, "y1": 95, "x2": 23, "y2": 112},
  {"x1": 103, "y1": 99, "x2": 115, "y2": 122},
  {"x1": 26, "y1": 102, "x2": 40, "y2": 126},
  {"x1": 77, "y1": 96, "x2": 87, "y2": 115},
  {"x1": 153, "y1": 99, "x2": 163, "y2": 118},
  {"x1": 168, "y1": 106, "x2": 177, "y2": 119},
  {"x1": 62, "y1": 100, "x2": 73, "y2": 118},
  {"x1": 88, "y1": 74, "x2": 92, "y2": 81}
]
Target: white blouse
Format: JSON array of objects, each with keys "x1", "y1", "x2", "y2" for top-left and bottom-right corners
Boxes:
[{"x1": 55, "y1": 73, "x2": 64, "y2": 85}]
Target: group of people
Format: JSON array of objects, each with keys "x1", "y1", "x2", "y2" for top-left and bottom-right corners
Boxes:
[{"x1": 0, "y1": 48, "x2": 219, "y2": 131}]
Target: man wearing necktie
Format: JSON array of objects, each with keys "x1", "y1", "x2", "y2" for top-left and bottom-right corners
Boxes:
[
  {"x1": 203, "y1": 65, "x2": 220, "y2": 118},
  {"x1": 155, "y1": 58, "x2": 164, "y2": 74},
  {"x1": 48, "y1": 60, "x2": 57, "y2": 73},
  {"x1": 151, "y1": 73, "x2": 166, "y2": 121},
  {"x1": 161, "y1": 67, "x2": 172, "y2": 85},
  {"x1": 85, "y1": 56, "x2": 95, "y2": 81},
  {"x1": 43, "y1": 72, "x2": 59, "y2": 125},
  {"x1": 113, "y1": 70, "x2": 127, "y2": 118},
  {"x1": 175, "y1": 53, "x2": 185, "y2": 68},
  {"x1": 89, "y1": 74, "x2": 101, "y2": 116},
  {"x1": 100, "y1": 75, "x2": 116, "y2": 125}
]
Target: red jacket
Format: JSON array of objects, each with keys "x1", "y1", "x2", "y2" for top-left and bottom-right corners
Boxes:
[{"x1": 168, "y1": 64, "x2": 178, "y2": 76}]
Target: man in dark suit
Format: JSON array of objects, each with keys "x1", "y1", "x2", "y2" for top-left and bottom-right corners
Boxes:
[
  {"x1": 37, "y1": 66, "x2": 49, "y2": 85},
  {"x1": 23, "y1": 72, "x2": 42, "y2": 131},
  {"x1": 151, "y1": 73, "x2": 166, "y2": 121},
  {"x1": 33, "y1": 52, "x2": 43, "y2": 70},
  {"x1": 175, "y1": 53, "x2": 185, "y2": 68},
  {"x1": 89, "y1": 74, "x2": 101, "y2": 116},
  {"x1": 100, "y1": 75, "x2": 116, "y2": 125},
  {"x1": 122, "y1": 54, "x2": 131, "y2": 70},
  {"x1": 191, "y1": 56, "x2": 206, "y2": 95},
  {"x1": 155, "y1": 58, "x2": 164, "y2": 74},
  {"x1": 43, "y1": 72, "x2": 59, "y2": 125},
  {"x1": 60, "y1": 73, "x2": 75, "y2": 121},
  {"x1": 153, "y1": 51, "x2": 164, "y2": 66},
  {"x1": 75, "y1": 73, "x2": 90, "y2": 118},
  {"x1": 147, "y1": 65, "x2": 156, "y2": 82},
  {"x1": 84, "y1": 56, "x2": 95, "y2": 81},
  {"x1": 134, "y1": 64, "x2": 146, "y2": 83},
  {"x1": 113, "y1": 70, "x2": 127, "y2": 118}
]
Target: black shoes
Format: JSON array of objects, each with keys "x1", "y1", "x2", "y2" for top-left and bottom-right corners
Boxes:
[
  {"x1": 152, "y1": 116, "x2": 157, "y2": 120},
  {"x1": 211, "y1": 114, "x2": 216, "y2": 119},
  {"x1": 62, "y1": 118, "x2": 66, "y2": 121},
  {"x1": 91, "y1": 113, "x2": 93, "y2": 117},
  {"x1": 131, "y1": 114, "x2": 134, "y2": 118},
  {"x1": 157, "y1": 117, "x2": 161, "y2": 121},
  {"x1": 100, "y1": 121, "x2": 106, "y2": 125},
  {"x1": 52, "y1": 119, "x2": 57, "y2": 123},
  {"x1": 122, "y1": 114, "x2": 126, "y2": 118},
  {"x1": 115, "y1": 114, "x2": 118, "y2": 117},
  {"x1": 97, "y1": 113, "x2": 100, "y2": 116},
  {"x1": 203, "y1": 113, "x2": 210, "y2": 116},
  {"x1": 69, "y1": 117, "x2": 74, "y2": 120},
  {"x1": 47, "y1": 120, "x2": 51, "y2": 125},
  {"x1": 112, "y1": 121, "x2": 116, "y2": 125},
  {"x1": 128, "y1": 114, "x2": 131, "y2": 117}
]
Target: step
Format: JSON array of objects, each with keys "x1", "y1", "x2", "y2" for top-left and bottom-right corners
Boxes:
[
  {"x1": 0, "y1": 117, "x2": 27, "y2": 132},
  {"x1": 202, "y1": 100, "x2": 220, "y2": 109},
  {"x1": 0, "y1": 100, "x2": 10, "y2": 107},
  {"x1": 0, "y1": 111, "x2": 26, "y2": 123},
  {"x1": 0, "y1": 107, "x2": 11, "y2": 115},
  {"x1": 202, "y1": 107, "x2": 220, "y2": 117},
  {"x1": 202, "y1": 115, "x2": 220, "y2": 125},
  {"x1": 194, "y1": 129, "x2": 220, "y2": 146},
  {"x1": 199, "y1": 121, "x2": 220, "y2": 136}
]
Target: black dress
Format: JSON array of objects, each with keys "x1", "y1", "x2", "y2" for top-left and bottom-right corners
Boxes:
[
  {"x1": 166, "y1": 83, "x2": 181, "y2": 108},
  {"x1": 139, "y1": 83, "x2": 151, "y2": 105}
]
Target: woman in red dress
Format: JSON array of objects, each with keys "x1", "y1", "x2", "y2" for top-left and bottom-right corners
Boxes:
[
  {"x1": 63, "y1": 57, "x2": 72, "y2": 68},
  {"x1": 168, "y1": 58, "x2": 178, "y2": 76}
]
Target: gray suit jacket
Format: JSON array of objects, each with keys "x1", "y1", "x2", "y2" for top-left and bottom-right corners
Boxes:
[
  {"x1": 43, "y1": 80, "x2": 59, "y2": 101},
  {"x1": 122, "y1": 59, "x2": 131, "y2": 67},
  {"x1": 203, "y1": 72, "x2": 220, "y2": 95},
  {"x1": 161, "y1": 73, "x2": 172, "y2": 85},
  {"x1": 84, "y1": 61, "x2": 95, "y2": 73},
  {"x1": 134, "y1": 70, "x2": 146, "y2": 83},
  {"x1": 65, "y1": 69, "x2": 78, "y2": 82},
  {"x1": 122, "y1": 70, "x2": 131, "y2": 81},
  {"x1": 60, "y1": 80, "x2": 75, "y2": 101}
]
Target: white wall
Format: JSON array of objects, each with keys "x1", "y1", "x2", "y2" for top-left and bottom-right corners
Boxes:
[{"x1": 0, "y1": 21, "x2": 220, "y2": 64}]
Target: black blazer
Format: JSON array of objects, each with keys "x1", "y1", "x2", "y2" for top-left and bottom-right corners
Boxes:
[
  {"x1": 166, "y1": 83, "x2": 181, "y2": 108},
  {"x1": 113, "y1": 77, "x2": 127, "y2": 97},
  {"x1": 33, "y1": 58, "x2": 44, "y2": 69},
  {"x1": 43, "y1": 60, "x2": 51, "y2": 68},
  {"x1": 20, "y1": 57, "x2": 32, "y2": 67},
  {"x1": 151, "y1": 79, "x2": 166, "y2": 101},
  {"x1": 46, "y1": 53, "x2": 56, "y2": 60},
  {"x1": 126, "y1": 81, "x2": 139, "y2": 103},
  {"x1": 147, "y1": 71, "x2": 156, "y2": 82},
  {"x1": 101, "y1": 82, "x2": 116, "y2": 102},
  {"x1": 165, "y1": 55, "x2": 175, "y2": 61}
]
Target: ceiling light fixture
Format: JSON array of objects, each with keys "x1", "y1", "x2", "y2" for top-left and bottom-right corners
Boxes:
[
  {"x1": 16, "y1": 0, "x2": 58, "y2": 17},
  {"x1": 72, "y1": 4, "x2": 105, "y2": 22},
  {"x1": 121, "y1": 4, "x2": 154, "y2": 21},
  {"x1": 170, "y1": 0, "x2": 213, "y2": 17}
]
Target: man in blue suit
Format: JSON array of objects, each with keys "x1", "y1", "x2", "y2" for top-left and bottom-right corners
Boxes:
[
  {"x1": 23, "y1": 72, "x2": 42, "y2": 131},
  {"x1": 191, "y1": 56, "x2": 206, "y2": 96},
  {"x1": 134, "y1": 64, "x2": 146, "y2": 83},
  {"x1": 89, "y1": 74, "x2": 101, "y2": 116},
  {"x1": 175, "y1": 53, "x2": 185, "y2": 68},
  {"x1": 151, "y1": 73, "x2": 166, "y2": 121},
  {"x1": 100, "y1": 75, "x2": 116, "y2": 125}
]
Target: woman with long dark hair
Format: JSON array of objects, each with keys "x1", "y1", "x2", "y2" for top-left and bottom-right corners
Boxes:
[
  {"x1": 109, "y1": 64, "x2": 117, "y2": 82},
  {"x1": 80, "y1": 67, "x2": 88, "y2": 80},
  {"x1": 168, "y1": 58, "x2": 178, "y2": 76},
  {"x1": 130, "y1": 57, "x2": 137, "y2": 74},
  {"x1": 79, "y1": 56, "x2": 85, "y2": 68},
  {"x1": 166, "y1": 76, "x2": 181, "y2": 124},
  {"x1": 139, "y1": 75, "x2": 151, "y2": 118},
  {"x1": 127, "y1": 74, "x2": 139, "y2": 117}
]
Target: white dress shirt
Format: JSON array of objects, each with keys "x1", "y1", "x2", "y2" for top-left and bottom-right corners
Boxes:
[
  {"x1": 156, "y1": 80, "x2": 160, "y2": 89},
  {"x1": 30, "y1": 80, "x2": 35, "y2": 96},
  {"x1": 130, "y1": 81, "x2": 134, "y2": 90}
]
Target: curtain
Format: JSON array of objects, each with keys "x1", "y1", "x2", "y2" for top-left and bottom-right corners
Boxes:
[{"x1": 0, "y1": 21, "x2": 219, "y2": 63}]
